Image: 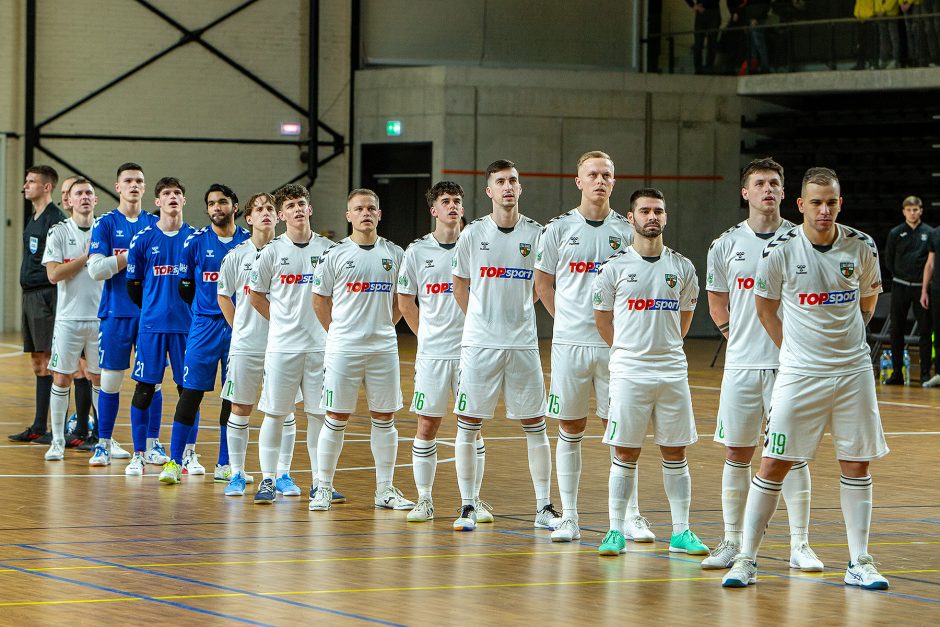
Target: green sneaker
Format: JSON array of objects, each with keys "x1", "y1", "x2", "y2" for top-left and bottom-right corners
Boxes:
[
  {"x1": 669, "y1": 529, "x2": 709, "y2": 555},
  {"x1": 158, "y1": 460, "x2": 182, "y2": 485},
  {"x1": 598, "y1": 529, "x2": 627, "y2": 556}
]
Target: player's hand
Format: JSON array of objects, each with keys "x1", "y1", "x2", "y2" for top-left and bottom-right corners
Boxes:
[{"x1": 921, "y1": 292, "x2": 930, "y2": 309}]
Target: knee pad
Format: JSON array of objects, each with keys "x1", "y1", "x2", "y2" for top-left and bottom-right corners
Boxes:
[
  {"x1": 131, "y1": 382, "x2": 157, "y2": 410},
  {"x1": 175, "y1": 388, "x2": 205, "y2": 426},
  {"x1": 219, "y1": 399, "x2": 232, "y2": 427},
  {"x1": 99, "y1": 369, "x2": 124, "y2": 394}
]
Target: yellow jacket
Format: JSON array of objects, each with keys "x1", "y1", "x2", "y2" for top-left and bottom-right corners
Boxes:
[
  {"x1": 874, "y1": 0, "x2": 900, "y2": 16},
  {"x1": 855, "y1": 0, "x2": 875, "y2": 19}
]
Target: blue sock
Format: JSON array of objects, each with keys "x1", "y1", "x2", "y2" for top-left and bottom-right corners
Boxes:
[
  {"x1": 218, "y1": 424, "x2": 229, "y2": 466},
  {"x1": 147, "y1": 388, "x2": 163, "y2": 438},
  {"x1": 97, "y1": 391, "x2": 120, "y2": 439},
  {"x1": 186, "y1": 411, "x2": 200, "y2": 445},
  {"x1": 169, "y1": 420, "x2": 192, "y2": 463},
  {"x1": 129, "y1": 405, "x2": 149, "y2": 453}
]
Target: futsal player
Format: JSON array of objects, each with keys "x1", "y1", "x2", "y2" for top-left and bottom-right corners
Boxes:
[
  {"x1": 535, "y1": 151, "x2": 653, "y2": 544},
  {"x1": 703, "y1": 158, "x2": 821, "y2": 571},
  {"x1": 310, "y1": 189, "x2": 414, "y2": 512},
  {"x1": 723, "y1": 167, "x2": 889, "y2": 590},
  {"x1": 592, "y1": 188, "x2": 709, "y2": 557},
  {"x1": 451, "y1": 160, "x2": 559, "y2": 532}
]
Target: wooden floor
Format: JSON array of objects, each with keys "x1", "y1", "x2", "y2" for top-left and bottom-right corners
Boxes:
[{"x1": 0, "y1": 333, "x2": 937, "y2": 626}]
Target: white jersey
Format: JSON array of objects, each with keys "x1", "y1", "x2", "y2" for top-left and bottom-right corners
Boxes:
[
  {"x1": 592, "y1": 246, "x2": 698, "y2": 378},
  {"x1": 218, "y1": 239, "x2": 268, "y2": 355},
  {"x1": 706, "y1": 219, "x2": 795, "y2": 369},
  {"x1": 312, "y1": 236, "x2": 403, "y2": 354},
  {"x1": 398, "y1": 234, "x2": 463, "y2": 359},
  {"x1": 754, "y1": 224, "x2": 881, "y2": 377},
  {"x1": 41, "y1": 219, "x2": 102, "y2": 321},
  {"x1": 248, "y1": 233, "x2": 331, "y2": 354},
  {"x1": 453, "y1": 214, "x2": 542, "y2": 349},
  {"x1": 535, "y1": 208, "x2": 633, "y2": 347}
]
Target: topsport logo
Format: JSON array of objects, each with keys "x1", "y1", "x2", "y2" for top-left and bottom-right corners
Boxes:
[
  {"x1": 279, "y1": 273, "x2": 315, "y2": 285},
  {"x1": 626, "y1": 298, "x2": 680, "y2": 311},
  {"x1": 568, "y1": 261, "x2": 602, "y2": 274},
  {"x1": 797, "y1": 290, "x2": 857, "y2": 306},
  {"x1": 346, "y1": 281, "x2": 393, "y2": 293},
  {"x1": 479, "y1": 266, "x2": 533, "y2": 280}
]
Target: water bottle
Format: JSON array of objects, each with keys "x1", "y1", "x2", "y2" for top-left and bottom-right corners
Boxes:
[
  {"x1": 879, "y1": 350, "x2": 890, "y2": 384},
  {"x1": 903, "y1": 349, "x2": 911, "y2": 385}
]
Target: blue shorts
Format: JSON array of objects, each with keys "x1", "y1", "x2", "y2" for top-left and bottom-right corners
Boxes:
[
  {"x1": 133, "y1": 332, "x2": 187, "y2": 386},
  {"x1": 98, "y1": 316, "x2": 139, "y2": 371},
  {"x1": 182, "y1": 315, "x2": 231, "y2": 391}
]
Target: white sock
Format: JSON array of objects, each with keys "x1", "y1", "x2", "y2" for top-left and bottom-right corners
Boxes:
[
  {"x1": 258, "y1": 414, "x2": 285, "y2": 480},
  {"x1": 306, "y1": 413, "x2": 323, "y2": 478},
  {"x1": 455, "y1": 419, "x2": 479, "y2": 507},
  {"x1": 226, "y1": 413, "x2": 250, "y2": 476},
  {"x1": 371, "y1": 418, "x2": 398, "y2": 492},
  {"x1": 412, "y1": 437, "x2": 437, "y2": 499},
  {"x1": 474, "y1": 436, "x2": 486, "y2": 499},
  {"x1": 556, "y1": 428, "x2": 583, "y2": 521},
  {"x1": 722, "y1": 459, "x2": 752, "y2": 545},
  {"x1": 276, "y1": 414, "x2": 296, "y2": 476},
  {"x1": 662, "y1": 459, "x2": 692, "y2": 535},
  {"x1": 184, "y1": 443, "x2": 196, "y2": 454},
  {"x1": 783, "y1": 461, "x2": 812, "y2": 547},
  {"x1": 91, "y1": 385, "x2": 100, "y2": 417},
  {"x1": 317, "y1": 417, "x2": 346, "y2": 487},
  {"x1": 841, "y1": 474, "x2": 873, "y2": 562},
  {"x1": 523, "y1": 419, "x2": 552, "y2": 509},
  {"x1": 626, "y1": 468, "x2": 640, "y2": 519},
  {"x1": 50, "y1": 384, "x2": 70, "y2": 443},
  {"x1": 608, "y1": 458, "x2": 636, "y2": 532},
  {"x1": 146, "y1": 437, "x2": 157, "y2": 451},
  {"x1": 741, "y1": 475, "x2": 783, "y2": 559}
]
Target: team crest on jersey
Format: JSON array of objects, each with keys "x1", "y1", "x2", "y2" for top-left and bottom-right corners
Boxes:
[
  {"x1": 609, "y1": 236, "x2": 621, "y2": 251},
  {"x1": 757, "y1": 276, "x2": 767, "y2": 290},
  {"x1": 29, "y1": 236, "x2": 38, "y2": 254},
  {"x1": 665, "y1": 273, "x2": 677, "y2": 288},
  {"x1": 382, "y1": 258, "x2": 393, "y2": 271},
  {"x1": 249, "y1": 270, "x2": 259, "y2": 282},
  {"x1": 706, "y1": 271, "x2": 714, "y2": 285},
  {"x1": 840, "y1": 262, "x2": 855, "y2": 278},
  {"x1": 592, "y1": 291, "x2": 603, "y2": 305},
  {"x1": 311, "y1": 255, "x2": 320, "y2": 267},
  {"x1": 398, "y1": 275, "x2": 409, "y2": 288},
  {"x1": 519, "y1": 243, "x2": 531, "y2": 257}
]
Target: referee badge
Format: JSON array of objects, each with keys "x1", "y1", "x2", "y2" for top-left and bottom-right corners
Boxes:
[
  {"x1": 609, "y1": 236, "x2": 621, "y2": 251},
  {"x1": 665, "y1": 273, "x2": 677, "y2": 288},
  {"x1": 382, "y1": 258, "x2": 393, "y2": 271},
  {"x1": 840, "y1": 262, "x2": 854, "y2": 278},
  {"x1": 519, "y1": 243, "x2": 531, "y2": 257}
]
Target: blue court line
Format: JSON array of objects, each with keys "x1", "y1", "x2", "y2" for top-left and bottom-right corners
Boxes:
[
  {"x1": 19, "y1": 544, "x2": 406, "y2": 626},
  {"x1": 0, "y1": 559, "x2": 273, "y2": 625}
]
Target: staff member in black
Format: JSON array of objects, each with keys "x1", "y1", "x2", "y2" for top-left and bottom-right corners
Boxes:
[
  {"x1": 10, "y1": 165, "x2": 66, "y2": 442},
  {"x1": 884, "y1": 195, "x2": 932, "y2": 384}
]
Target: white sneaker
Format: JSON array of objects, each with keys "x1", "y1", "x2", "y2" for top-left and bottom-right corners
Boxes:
[
  {"x1": 309, "y1": 485, "x2": 332, "y2": 511},
  {"x1": 702, "y1": 539, "x2": 740, "y2": 570},
  {"x1": 110, "y1": 440, "x2": 131, "y2": 459},
  {"x1": 125, "y1": 452, "x2": 145, "y2": 476},
  {"x1": 375, "y1": 485, "x2": 415, "y2": 510},
  {"x1": 407, "y1": 496, "x2": 434, "y2": 522},
  {"x1": 534, "y1": 503, "x2": 563, "y2": 530},
  {"x1": 623, "y1": 515, "x2": 656, "y2": 542},
  {"x1": 922, "y1": 374, "x2": 940, "y2": 388},
  {"x1": 214, "y1": 464, "x2": 232, "y2": 482},
  {"x1": 722, "y1": 554, "x2": 758, "y2": 587},
  {"x1": 474, "y1": 498, "x2": 494, "y2": 523},
  {"x1": 550, "y1": 518, "x2": 581, "y2": 542},
  {"x1": 44, "y1": 440, "x2": 65, "y2": 461},
  {"x1": 143, "y1": 441, "x2": 170, "y2": 465},
  {"x1": 181, "y1": 450, "x2": 205, "y2": 475},
  {"x1": 454, "y1": 504, "x2": 477, "y2": 531},
  {"x1": 845, "y1": 554, "x2": 889, "y2": 590},
  {"x1": 790, "y1": 543, "x2": 824, "y2": 572},
  {"x1": 88, "y1": 444, "x2": 111, "y2": 466}
]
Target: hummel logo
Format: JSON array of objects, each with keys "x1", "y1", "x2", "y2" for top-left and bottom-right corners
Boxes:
[
  {"x1": 796, "y1": 265, "x2": 807, "y2": 275},
  {"x1": 242, "y1": 263, "x2": 252, "y2": 271},
  {"x1": 734, "y1": 251, "x2": 746, "y2": 261},
  {"x1": 206, "y1": 249, "x2": 215, "y2": 257},
  {"x1": 116, "y1": 230, "x2": 124, "y2": 237},
  {"x1": 568, "y1": 236, "x2": 580, "y2": 246},
  {"x1": 627, "y1": 273, "x2": 637, "y2": 282},
  {"x1": 151, "y1": 246, "x2": 160, "y2": 255},
  {"x1": 425, "y1": 259, "x2": 435, "y2": 268},
  {"x1": 68, "y1": 238, "x2": 77, "y2": 245},
  {"x1": 480, "y1": 242, "x2": 490, "y2": 251},
  {"x1": 280, "y1": 257, "x2": 290, "y2": 265},
  {"x1": 344, "y1": 260, "x2": 356, "y2": 269}
]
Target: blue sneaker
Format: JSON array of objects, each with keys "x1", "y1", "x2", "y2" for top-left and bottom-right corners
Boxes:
[
  {"x1": 224, "y1": 472, "x2": 247, "y2": 497},
  {"x1": 275, "y1": 473, "x2": 301, "y2": 496},
  {"x1": 254, "y1": 478, "x2": 276, "y2": 504}
]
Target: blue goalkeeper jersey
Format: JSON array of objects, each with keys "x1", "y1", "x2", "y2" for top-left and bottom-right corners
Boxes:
[
  {"x1": 181, "y1": 225, "x2": 251, "y2": 317},
  {"x1": 126, "y1": 223, "x2": 195, "y2": 334},
  {"x1": 89, "y1": 208, "x2": 158, "y2": 319}
]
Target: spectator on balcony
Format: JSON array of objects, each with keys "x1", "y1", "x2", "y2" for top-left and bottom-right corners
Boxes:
[
  {"x1": 854, "y1": 0, "x2": 878, "y2": 69},
  {"x1": 744, "y1": 0, "x2": 772, "y2": 73},
  {"x1": 900, "y1": 0, "x2": 939, "y2": 66},
  {"x1": 686, "y1": 1, "x2": 723, "y2": 74},
  {"x1": 874, "y1": 0, "x2": 901, "y2": 68}
]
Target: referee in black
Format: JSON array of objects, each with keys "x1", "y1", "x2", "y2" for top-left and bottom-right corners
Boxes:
[
  {"x1": 884, "y1": 195, "x2": 933, "y2": 385},
  {"x1": 10, "y1": 165, "x2": 66, "y2": 442}
]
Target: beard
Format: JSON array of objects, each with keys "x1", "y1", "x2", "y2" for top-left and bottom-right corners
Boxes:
[
  {"x1": 635, "y1": 222, "x2": 662, "y2": 237},
  {"x1": 210, "y1": 212, "x2": 234, "y2": 227}
]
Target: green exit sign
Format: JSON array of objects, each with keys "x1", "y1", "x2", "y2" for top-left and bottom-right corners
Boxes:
[{"x1": 386, "y1": 120, "x2": 402, "y2": 136}]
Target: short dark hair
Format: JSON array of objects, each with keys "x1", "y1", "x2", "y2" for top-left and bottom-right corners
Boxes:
[
  {"x1": 274, "y1": 183, "x2": 309, "y2": 210},
  {"x1": 204, "y1": 183, "x2": 241, "y2": 218},
  {"x1": 26, "y1": 165, "x2": 58, "y2": 188},
  {"x1": 244, "y1": 192, "x2": 276, "y2": 219},
  {"x1": 485, "y1": 159, "x2": 517, "y2": 181},
  {"x1": 425, "y1": 181, "x2": 464, "y2": 207},
  {"x1": 741, "y1": 157, "x2": 784, "y2": 188},
  {"x1": 154, "y1": 177, "x2": 185, "y2": 196},
  {"x1": 347, "y1": 188, "x2": 379, "y2": 207},
  {"x1": 629, "y1": 187, "x2": 665, "y2": 209},
  {"x1": 116, "y1": 162, "x2": 144, "y2": 179},
  {"x1": 801, "y1": 167, "x2": 839, "y2": 195}
]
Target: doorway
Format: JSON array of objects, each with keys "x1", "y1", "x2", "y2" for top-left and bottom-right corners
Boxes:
[{"x1": 360, "y1": 142, "x2": 433, "y2": 248}]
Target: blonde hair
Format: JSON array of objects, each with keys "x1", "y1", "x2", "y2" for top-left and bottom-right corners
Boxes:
[
  {"x1": 903, "y1": 195, "x2": 923, "y2": 208},
  {"x1": 577, "y1": 150, "x2": 613, "y2": 169}
]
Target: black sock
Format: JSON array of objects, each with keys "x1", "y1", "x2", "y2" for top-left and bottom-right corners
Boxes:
[
  {"x1": 73, "y1": 378, "x2": 92, "y2": 437},
  {"x1": 33, "y1": 375, "x2": 53, "y2": 432}
]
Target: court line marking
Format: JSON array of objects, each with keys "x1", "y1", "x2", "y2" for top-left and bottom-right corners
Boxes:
[{"x1": 17, "y1": 544, "x2": 405, "y2": 626}]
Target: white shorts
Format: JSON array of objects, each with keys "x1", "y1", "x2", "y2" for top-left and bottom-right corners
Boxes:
[
  {"x1": 221, "y1": 352, "x2": 265, "y2": 405},
  {"x1": 258, "y1": 351, "x2": 324, "y2": 417},
  {"x1": 321, "y1": 351, "x2": 402, "y2": 414},
  {"x1": 604, "y1": 376, "x2": 697, "y2": 448},
  {"x1": 49, "y1": 319, "x2": 100, "y2": 375},
  {"x1": 411, "y1": 357, "x2": 459, "y2": 417},
  {"x1": 548, "y1": 343, "x2": 610, "y2": 421},
  {"x1": 763, "y1": 371, "x2": 889, "y2": 462},
  {"x1": 455, "y1": 346, "x2": 547, "y2": 420},
  {"x1": 715, "y1": 368, "x2": 776, "y2": 447}
]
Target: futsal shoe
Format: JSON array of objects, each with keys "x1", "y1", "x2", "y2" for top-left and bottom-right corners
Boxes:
[
  {"x1": 224, "y1": 473, "x2": 247, "y2": 497},
  {"x1": 844, "y1": 555, "x2": 889, "y2": 590},
  {"x1": 722, "y1": 555, "x2": 758, "y2": 587},
  {"x1": 702, "y1": 540, "x2": 741, "y2": 569},
  {"x1": 181, "y1": 450, "x2": 205, "y2": 475},
  {"x1": 309, "y1": 485, "x2": 332, "y2": 511},
  {"x1": 253, "y1": 478, "x2": 276, "y2": 504},
  {"x1": 214, "y1": 464, "x2": 232, "y2": 482},
  {"x1": 551, "y1": 519, "x2": 581, "y2": 542},
  {"x1": 375, "y1": 485, "x2": 415, "y2": 510},
  {"x1": 76, "y1": 435, "x2": 99, "y2": 451},
  {"x1": 88, "y1": 444, "x2": 111, "y2": 466},
  {"x1": 144, "y1": 441, "x2": 170, "y2": 465},
  {"x1": 534, "y1": 503, "x2": 563, "y2": 530},
  {"x1": 669, "y1": 529, "x2": 709, "y2": 555},
  {"x1": 110, "y1": 440, "x2": 131, "y2": 459},
  {"x1": 790, "y1": 543, "x2": 824, "y2": 572},
  {"x1": 623, "y1": 515, "x2": 656, "y2": 542},
  {"x1": 474, "y1": 498, "x2": 494, "y2": 523},
  {"x1": 922, "y1": 374, "x2": 940, "y2": 388},
  {"x1": 309, "y1": 481, "x2": 344, "y2": 504},
  {"x1": 158, "y1": 460, "x2": 182, "y2": 484},
  {"x1": 453, "y1": 504, "x2": 477, "y2": 531},
  {"x1": 124, "y1": 453, "x2": 145, "y2": 476},
  {"x1": 598, "y1": 530, "x2": 627, "y2": 556},
  {"x1": 8, "y1": 426, "x2": 46, "y2": 442},
  {"x1": 44, "y1": 440, "x2": 65, "y2": 461},
  {"x1": 275, "y1": 474, "x2": 302, "y2": 496},
  {"x1": 36, "y1": 431, "x2": 53, "y2": 445},
  {"x1": 407, "y1": 496, "x2": 434, "y2": 522}
]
